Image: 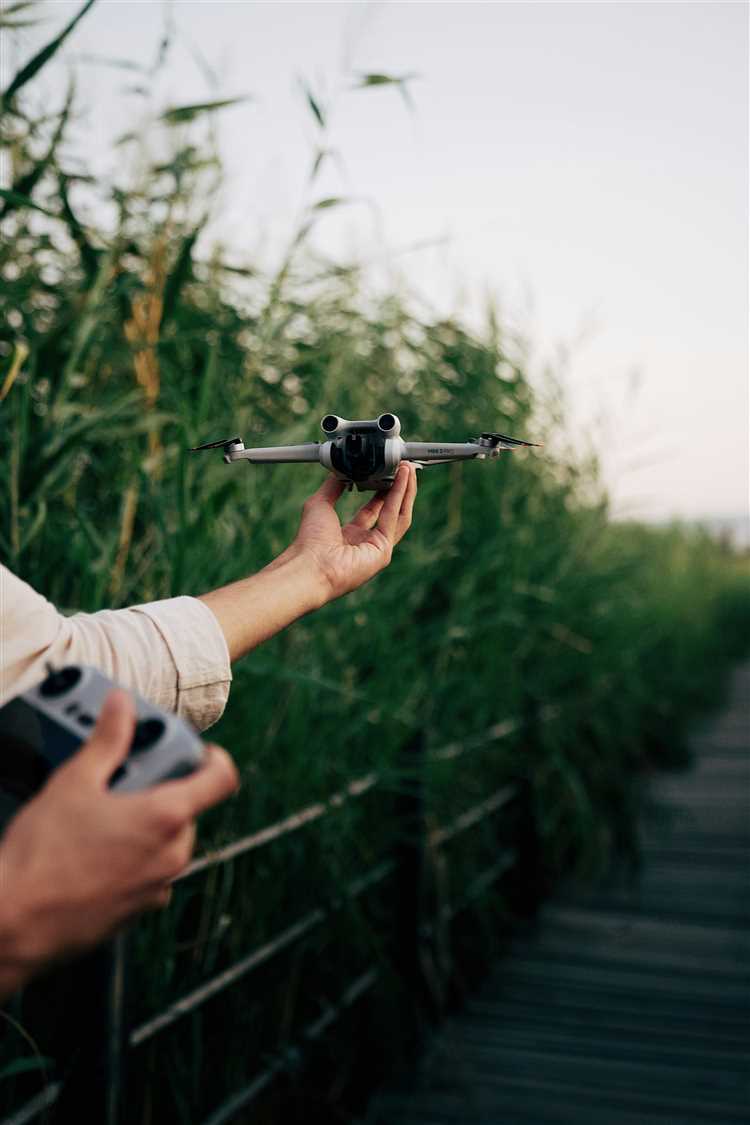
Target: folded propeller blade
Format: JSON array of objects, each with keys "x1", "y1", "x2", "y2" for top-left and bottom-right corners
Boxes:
[
  {"x1": 189, "y1": 436, "x2": 242, "y2": 451},
  {"x1": 481, "y1": 432, "x2": 542, "y2": 448}
]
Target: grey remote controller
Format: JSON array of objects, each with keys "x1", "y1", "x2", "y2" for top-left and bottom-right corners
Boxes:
[{"x1": 0, "y1": 664, "x2": 206, "y2": 830}]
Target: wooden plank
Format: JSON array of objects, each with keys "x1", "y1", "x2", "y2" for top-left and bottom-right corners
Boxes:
[{"x1": 366, "y1": 662, "x2": 750, "y2": 1124}]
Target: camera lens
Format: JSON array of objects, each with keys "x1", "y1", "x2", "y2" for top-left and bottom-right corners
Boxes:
[
  {"x1": 321, "y1": 415, "x2": 340, "y2": 434},
  {"x1": 39, "y1": 667, "x2": 82, "y2": 698},
  {"x1": 378, "y1": 413, "x2": 396, "y2": 432},
  {"x1": 131, "y1": 718, "x2": 166, "y2": 754}
]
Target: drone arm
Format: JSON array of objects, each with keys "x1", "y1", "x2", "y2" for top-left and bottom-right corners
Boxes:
[
  {"x1": 402, "y1": 442, "x2": 480, "y2": 462},
  {"x1": 410, "y1": 458, "x2": 460, "y2": 468},
  {"x1": 228, "y1": 443, "x2": 322, "y2": 464}
]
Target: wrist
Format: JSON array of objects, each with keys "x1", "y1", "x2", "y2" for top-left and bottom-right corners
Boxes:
[
  {"x1": 271, "y1": 544, "x2": 333, "y2": 611},
  {"x1": 199, "y1": 541, "x2": 333, "y2": 663}
]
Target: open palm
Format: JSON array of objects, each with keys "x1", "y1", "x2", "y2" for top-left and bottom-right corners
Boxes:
[{"x1": 292, "y1": 463, "x2": 418, "y2": 601}]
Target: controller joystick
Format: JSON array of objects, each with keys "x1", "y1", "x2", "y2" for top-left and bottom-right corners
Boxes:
[
  {"x1": 40, "y1": 667, "x2": 82, "y2": 698},
  {"x1": 132, "y1": 718, "x2": 166, "y2": 754}
]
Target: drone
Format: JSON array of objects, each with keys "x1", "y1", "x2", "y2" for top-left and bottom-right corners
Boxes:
[{"x1": 190, "y1": 413, "x2": 540, "y2": 492}]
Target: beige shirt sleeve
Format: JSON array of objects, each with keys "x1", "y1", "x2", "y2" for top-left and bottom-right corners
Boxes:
[{"x1": 0, "y1": 564, "x2": 232, "y2": 731}]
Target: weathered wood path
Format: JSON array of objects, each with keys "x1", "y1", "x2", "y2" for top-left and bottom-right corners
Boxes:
[{"x1": 367, "y1": 664, "x2": 750, "y2": 1124}]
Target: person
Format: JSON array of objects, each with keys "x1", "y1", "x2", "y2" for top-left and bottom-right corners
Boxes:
[{"x1": 0, "y1": 465, "x2": 418, "y2": 998}]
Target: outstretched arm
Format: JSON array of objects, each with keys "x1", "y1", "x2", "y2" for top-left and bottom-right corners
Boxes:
[
  {"x1": 0, "y1": 465, "x2": 416, "y2": 727},
  {"x1": 198, "y1": 462, "x2": 418, "y2": 662}
]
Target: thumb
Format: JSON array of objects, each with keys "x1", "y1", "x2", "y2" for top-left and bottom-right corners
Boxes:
[
  {"x1": 307, "y1": 476, "x2": 346, "y2": 507},
  {"x1": 72, "y1": 690, "x2": 136, "y2": 788}
]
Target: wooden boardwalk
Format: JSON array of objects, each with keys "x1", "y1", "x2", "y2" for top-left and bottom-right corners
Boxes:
[{"x1": 367, "y1": 665, "x2": 750, "y2": 1125}]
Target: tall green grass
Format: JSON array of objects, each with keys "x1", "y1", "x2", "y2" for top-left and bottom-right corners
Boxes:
[{"x1": 1, "y1": 4, "x2": 748, "y2": 1119}]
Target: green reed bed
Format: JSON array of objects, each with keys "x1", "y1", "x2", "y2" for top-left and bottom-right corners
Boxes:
[{"x1": 1, "y1": 4, "x2": 748, "y2": 1119}]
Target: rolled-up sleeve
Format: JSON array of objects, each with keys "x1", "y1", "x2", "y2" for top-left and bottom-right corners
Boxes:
[{"x1": 0, "y1": 565, "x2": 232, "y2": 731}]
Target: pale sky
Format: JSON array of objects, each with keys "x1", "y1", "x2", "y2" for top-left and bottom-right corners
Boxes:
[{"x1": 6, "y1": 0, "x2": 749, "y2": 521}]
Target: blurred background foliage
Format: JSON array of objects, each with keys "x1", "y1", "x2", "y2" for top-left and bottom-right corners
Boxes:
[{"x1": 1, "y1": 2, "x2": 749, "y2": 1119}]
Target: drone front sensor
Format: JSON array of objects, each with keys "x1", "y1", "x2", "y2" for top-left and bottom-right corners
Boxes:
[{"x1": 190, "y1": 413, "x2": 540, "y2": 491}]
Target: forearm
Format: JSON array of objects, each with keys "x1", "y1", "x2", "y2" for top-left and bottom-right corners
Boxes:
[{"x1": 198, "y1": 548, "x2": 329, "y2": 663}]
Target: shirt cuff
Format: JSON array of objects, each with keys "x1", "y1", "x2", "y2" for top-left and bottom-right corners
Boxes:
[{"x1": 131, "y1": 596, "x2": 232, "y2": 731}]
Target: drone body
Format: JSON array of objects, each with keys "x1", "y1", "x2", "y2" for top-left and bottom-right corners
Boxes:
[{"x1": 190, "y1": 413, "x2": 539, "y2": 491}]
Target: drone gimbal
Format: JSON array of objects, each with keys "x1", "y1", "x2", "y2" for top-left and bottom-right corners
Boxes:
[{"x1": 190, "y1": 412, "x2": 539, "y2": 491}]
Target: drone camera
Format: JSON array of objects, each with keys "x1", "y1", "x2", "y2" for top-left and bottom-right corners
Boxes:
[
  {"x1": 377, "y1": 412, "x2": 401, "y2": 437},
  {"x1": 321, "y1": 414, "x2": 342, "y2": 435}
]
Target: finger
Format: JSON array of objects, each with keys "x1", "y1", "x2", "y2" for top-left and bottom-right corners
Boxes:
[
  {"x1": 372, "y1": 463, "x2": 409, "y2": 544},
  {"x1": 141, "y1": 885, "x2": 173, "y2": 912},
  {"x1": 349, "y1": 493, "x2": 386, "y2": 531},
  {"x1": 306, "y1": 475, "x2": 346, "y2": 508},
  {"x1": 72, "y1": 690, "x2": 136, "y2": 788},
  {"x1": 157, "y1": 822, "x2": 196, "y2": 882},
  {"x1": 394, "y1": 462, "x2": 418, "y2": 543},
  {"x1": 149, "y1": 745, "x2": 240, "y2": 821}
]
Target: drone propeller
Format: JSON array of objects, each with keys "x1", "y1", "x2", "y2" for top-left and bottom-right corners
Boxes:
[
  {"x1": 481, "y1": 432, "x2": 541, "y2": 448},
  {"x1": 189, "y1": 436, "x2": 243, "y2": 452}
]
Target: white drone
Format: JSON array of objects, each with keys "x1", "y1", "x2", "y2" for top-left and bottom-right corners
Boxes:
[{"x1": 190, "y1": 413, "x2": 540, "y2": 492}]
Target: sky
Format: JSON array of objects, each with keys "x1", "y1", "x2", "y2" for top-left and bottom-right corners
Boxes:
[{"x1": 5, "y1": 0, "x2": 749, "y2": 522}]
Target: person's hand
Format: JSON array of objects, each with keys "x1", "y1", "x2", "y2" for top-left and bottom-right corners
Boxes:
[
  {"x1": 0, "y1": 691, "x2": 238, "y2": 992},
  {"x1": 289, "y1": 461, "x2": 418, "y2": 603},
  {"x1": 198, "y1": 463, "x2": 418, "y2": 661}
]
